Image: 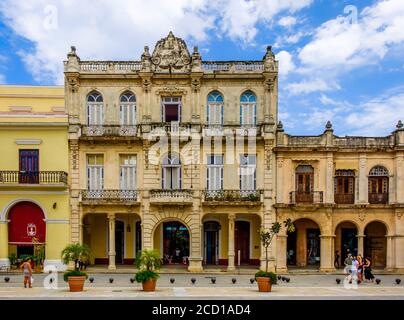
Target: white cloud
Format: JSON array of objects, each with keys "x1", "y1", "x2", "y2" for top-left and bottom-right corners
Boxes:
[
  {"x1": 286, "y1": 79, "x2": 340, "y2": 95},
  {"x1": 298, "y1": 0, "x2": 404, "y2": 73},
  {"x1": 278, "y1": 16, "x2": 297, "y2": 27},
  {"x1": 0, "y1": 0, "x2": 313, "y2": 84},
  {"x1": 345, "y1": 91, "x2": 404, "y2": 136},
  {"x1": 276, "y1": 50, "x2": 295, "y2": 76}
]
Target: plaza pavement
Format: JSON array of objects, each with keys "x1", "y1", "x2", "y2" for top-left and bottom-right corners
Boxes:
[{"x1": 1, "y1": 273, "x2": 404, "y2": 299}]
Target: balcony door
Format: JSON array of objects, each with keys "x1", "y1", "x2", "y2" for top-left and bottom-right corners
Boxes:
[
  {"x1": 295, "y1": 165, "x2": 314, "y2": 203},
  {"x1": 87, "y1": 155, "x2": 104, "y2": 191},
  {"x1": 120, "y1": 155, "x2": 136, "y2": 190},
  {"x1": 240, "y1": 155, "x2": 256, "y2": 191},
  {"x1": 162, "y1": 154, "x2": 181, "y2": 190},
  {"x1": 162, "y1": 97, "x2": 181, "y2": 123},
  {"x1": 235, "y1": 221, "x2": 250, "y2": 264},
  {"x1": 334, "y1": 170, "x2": 355, "y2": 204},
  {"x1": 368, "y1": 166, "x2": 389, "y2": 204},
  {"x1": 19, "y1": 150, "x2": 39, "y2": 183},
  {"x1": 207, "y1": 155, "x2": 223, "y2": 190}
]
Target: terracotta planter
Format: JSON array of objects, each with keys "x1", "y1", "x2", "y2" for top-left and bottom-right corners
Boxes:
[
  {"x1": 256, "y1": 277, "x2": 272, "y2": 292},
  {"x1": 142, "y1": 279, "x2": 157, "y2": 292},
  {"x1": 68, "y1": 276, "x2": 86, "y2": 292}
]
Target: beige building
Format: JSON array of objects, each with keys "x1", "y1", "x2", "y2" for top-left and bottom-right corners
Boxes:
[
  {"x1": 275, "y1": 121, "x2": 404, "y2": 272},
  {"x1": 65, "y1": 32, "x2": 277, "y2": 272},
  {"x1": 64, "y1": 31, "x2": 404, "y2": 273}
]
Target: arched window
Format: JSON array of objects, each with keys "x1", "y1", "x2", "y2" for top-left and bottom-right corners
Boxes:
[
  {"x1": 120, "y1": 91, "x2": 136, "y2": 125},
  {"x1": 162, "y1": 154, "x2": 181, "y2": 189},
  {"x1": 368, "y1": 166, "x2": 389, "y2": 204},
  {"x1": 87, "y1": 91, "x2": 103, "y2": 125},
  {"x1": 240, "y1": 91, "x2": 256, "y2": 126},
  {"x1": 207, "y1": 91, "x2": 224, "y2": 126}
]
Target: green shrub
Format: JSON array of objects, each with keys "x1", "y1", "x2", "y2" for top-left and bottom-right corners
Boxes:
[
  {"x1": 255, "y1": 271, "x2": 277, "y2": 285},
  {"x1": 63, "y1": 270, "x2": 88, "y2": 282},
  {"x1": 135, "y1": 270, "x2": 159, "y2": 283}
]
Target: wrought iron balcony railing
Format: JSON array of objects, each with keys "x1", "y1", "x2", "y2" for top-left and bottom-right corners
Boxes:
[
  {"x1": 81, "y1": 189, "x2": 138, "y2": 202},
  {"x1": 334, "y1": 193, "x2": 355, "y2": 204},
  {"x1": 149, "y1": 189, "x2": 193, "y2": 201},
  {"x1": 289, "y1": 191, "x2": 324, "y2": 204},
  {"x1": 368, "y1": 193, "x2": 388, "y2": 204},
  {"x1": 81, "y1": 125, "x2": 138, "y2": 137},
  {"x1": 203, "y1": 190, "x2": 262, "y2": 202},
  {"x1": 0, "y1": 171, "x2": 68, "y2": 185},
  {"x1": 149, "y1": 122, "x2": 192, "y2": 135}
]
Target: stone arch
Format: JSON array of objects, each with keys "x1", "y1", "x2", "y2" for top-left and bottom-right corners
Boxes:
[
  {"x1": 1, "y1": 198, "x2": 48, "y2": 222},
  {"x1": 364, "y1": 220, "x2": 388, "y2": 267},
  {"x1": 287, "y1": 218, "x2": 322, "y2": 268}
]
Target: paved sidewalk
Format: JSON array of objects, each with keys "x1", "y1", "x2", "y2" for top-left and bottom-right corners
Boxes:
[
  {"x1": 0, "y1": 286, "x2": 404, "y2": 300},
  {"x1": 1, "y1": 273, "x2": 404, "y2": 299}
]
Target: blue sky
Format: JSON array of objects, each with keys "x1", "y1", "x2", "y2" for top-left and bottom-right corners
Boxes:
[{"x1": 1, "y1": 0, "x2": 404, "y2": 136}]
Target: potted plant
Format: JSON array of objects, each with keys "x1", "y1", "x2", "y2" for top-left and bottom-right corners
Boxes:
[
  {"x1": 61, "y1": 243, "x2": 91, "y2": 292},
  {"x1": 33, "y1": 244, "x2": 45, "y2": 272},
  {"x1": 8, "y1": 253, "x2": 17, "y2": 269},
  {"x1": 255, "y1": 219, "x2": 295, "y2": 292},
  {"x1": 135, "y1": 249, "x2": 162, "y2": 292}
]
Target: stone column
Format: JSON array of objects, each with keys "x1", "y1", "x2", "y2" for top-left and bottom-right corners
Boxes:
[
  {"x1": 358, "y1": 153, "x2": 368, "y2": 204},
  {"x1": 325, "y1": 152, "x2": 334, "y2": 204},
  {"x1": 386, "y1": 235, "x2": 395, "y2": 271},
  {"x1": 276, "y1": 234, "x2": 288, "y2": 273},
  {"x1": 320, "y1": 235, "x2": 335, "y2": 272},
  {"x1": 227, "y1": 214, "x2": 236, "y2": 271},
  {"x1": 108, "y1": 213, "x2": 116, "y2": 271},
  {"x1": 395, "y1": 153, "x2": 404, "y2": 203},
  {"x1": 0, "y1": 221, "x2": 9, "y2": 267},
  {"x1": 356, "y1": 234, "x2": 365, "y2": 256},
  {"x1": 276, "y1": 157, "x2": 284, "y2": 203}
]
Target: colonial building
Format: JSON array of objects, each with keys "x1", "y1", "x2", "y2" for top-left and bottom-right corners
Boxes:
[
  {"x1": 0, "y1": 85, "x2": 69, "y2": 270},
  {"x1": 64, "y1": 32, "x2": 278, "y2": 271},
  {"x1": 275, "y1": 121, "x2": 404, "y2": 272}
]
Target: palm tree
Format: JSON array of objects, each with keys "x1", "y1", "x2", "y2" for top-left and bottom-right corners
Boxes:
[{"x1": 61, "y1": 243, "x2": 91, "y2": 271}]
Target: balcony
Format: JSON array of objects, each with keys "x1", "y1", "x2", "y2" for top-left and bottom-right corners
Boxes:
[
  {"x1": 81, "y1": 125, "x2": 138, "y2": 139},
  {"x1": 289, "y1": 191, "x2": 323, "y2": 205},
  {"x1": 0, "y1": 171, "x2": 68, "y2": 189},
  {"x1": 149, "y1": 189, "x2": 193, "y2": 205},
  {"x1": 81, "y1": 189, "x2": 139, "y2": 205},
  {"x1": 203, "y1": 190, "x2": 262, "y2": 206},
  {"x1": 368, "y1": 193, "x2": 389, "y2": 205},
  {"x1": 334, "y1": 193, "x2": 355, "y2": 205},
  {"x1": 202, "y1": 125, "x2": 260, "y2": 138},
  {"x1": 148, "y1": 123, "x2": 192, "y2": 136}
]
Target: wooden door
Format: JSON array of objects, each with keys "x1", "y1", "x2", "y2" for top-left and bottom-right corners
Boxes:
[
  {"x1": 19, "y1": 150, "x2": 39, "y2": 183},
  {"x1": 235, "y1": 221, "x2": 250, "y2": 264}
]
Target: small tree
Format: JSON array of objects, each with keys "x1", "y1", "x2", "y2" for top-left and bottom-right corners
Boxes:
[
  {"x1": 61, "y1": 243, "x2": 91, "y2": 272},
  {"x1": 135, "y1": 249, "x2": 163, "y2": 283},
  {"x1": 259, "y1": 218, "x2": 295, "y2": 273}
]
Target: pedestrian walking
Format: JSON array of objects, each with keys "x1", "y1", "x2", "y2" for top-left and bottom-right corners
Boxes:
[
  {"x1": 20, "y1": 258, "x2": 33, "y2": 288},
  {"x1": 363, "y1": 257, "x2": 375, "y2": 282},
  {"x1": 334, "y1": 250, "x2": 340, "y2": 269},
  {"x1": 357, "y1": 255, "x2": 364, "y2": 282}
]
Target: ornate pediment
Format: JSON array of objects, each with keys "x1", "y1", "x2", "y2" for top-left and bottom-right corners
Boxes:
[{"x1": 151, "y1": 31, "x2": 191, "y2": 73}]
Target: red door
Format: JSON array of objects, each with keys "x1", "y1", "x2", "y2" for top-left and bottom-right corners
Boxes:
[
  {"x1": 8, "y1": 201, "x2": 46, "y2": 245},
  {"x1": 19, "y1": 150, "x2": 39, "y2": 183},
  {"x1": 235, "y1": 221, "x2": 250, "y2": 265}
]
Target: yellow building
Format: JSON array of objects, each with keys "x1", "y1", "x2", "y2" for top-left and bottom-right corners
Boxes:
[{"x1": 0, "y1": 85, "x2": 69, "y2": 270}]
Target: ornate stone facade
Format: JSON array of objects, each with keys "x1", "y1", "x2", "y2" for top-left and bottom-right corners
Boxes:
[{"x1": 64, "y1": 31, "x2": 404, "y2": 273}]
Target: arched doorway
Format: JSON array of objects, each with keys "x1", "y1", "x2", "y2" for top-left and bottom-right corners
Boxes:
[
  {"x1": 154, "y1": 221, "x2": 190, "y2": 265},
  {"x1": 203, "y1": 221, "x2": 220, "y2": 265},
  {"x1": 335, "y1": 221, "x2": 358, "y2": 268},
  {"x1": 287, "y1": 218, "x2": 320, "y2": 268},
  {"x1": 364, "y1": 221, "x2": 387, "y2": 268},
  {"x1": 8, "y1": 201, "x2": 46, "y2": 259}
]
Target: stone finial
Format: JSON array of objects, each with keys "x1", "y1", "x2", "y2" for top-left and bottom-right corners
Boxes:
[
  {"x1": 263, "y1": 45, "x2": 275, "y2": 60},
  {"x1": 397, "y1": 120, "x2": 403, "y2": 129},
  {"x1": 67, "y1": 45, "x2": 78, "y2": 58},
  {"x1": 191, "y1": 46, "x2": 202, "y2": 72},
  {"x1": 142, "y1": 46, "x2": 150, "y2": 58},
  {"x1": 193, "y1": 46, "x2": 199, "y2": 54},
  {"x1": 325, "y1": 120, "x2": 333, "y2": 130},
  {"x1": 277, "y1": 121, "x2": 284, "y2": 132}
]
